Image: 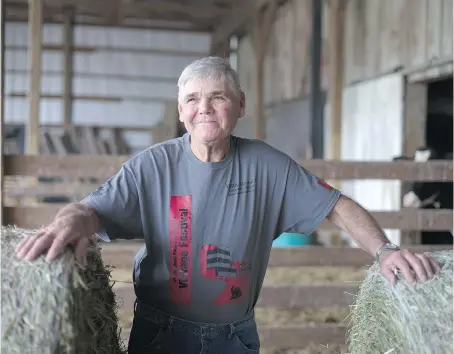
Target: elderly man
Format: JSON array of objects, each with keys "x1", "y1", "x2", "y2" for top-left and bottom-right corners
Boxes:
[{"x1": 15, "y1": 57, "x2": 440, "y2": 354}]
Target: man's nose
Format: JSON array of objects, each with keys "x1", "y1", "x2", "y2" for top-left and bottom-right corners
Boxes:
[{"x1": 198, "y1": 98, "x2": 213, "y2": 113}]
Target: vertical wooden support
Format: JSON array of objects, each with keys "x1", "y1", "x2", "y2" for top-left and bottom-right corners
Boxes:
[
  {"x1": 26, "y1": 0, "x2": 42, "y2": 155},
  {"x1": 252, "y1": 2, "x2": 277, "y2": 140},
  {"x1": 0, "y1": 0, "x2": 5, "y2": 226},
  {"x1": 210, "y1": 37, "x2": 231, "y2": 58},
  {"x1": 62, "y1": 6, "x2": 74, "y2": 127},
  {"x1": 328, "y1": 0, "x2": 347, "y2": 164},
  {"x1": 401, "y1": 82, "x2": 427, "y2": 245},
  {"x1": 325, "y1": 0, "x2": 347, "y2": 246}
]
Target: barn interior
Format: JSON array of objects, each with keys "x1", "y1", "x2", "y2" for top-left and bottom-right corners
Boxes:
[{"x1": 0, "y1": 0, "x2": 453, "y2": 353}]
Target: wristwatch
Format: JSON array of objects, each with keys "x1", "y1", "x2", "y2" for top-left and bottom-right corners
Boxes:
[{"x1": 375, "y1": 242, "x2": 400, "y2": 263}]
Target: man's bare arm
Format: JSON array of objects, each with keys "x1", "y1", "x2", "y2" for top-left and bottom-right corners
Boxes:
[
  {"x1": 326, "y1": 195, "x2": 389, "y2": 256},
  {"x1": 326, "y1": 194, "x2": 440, "y2": 284}
]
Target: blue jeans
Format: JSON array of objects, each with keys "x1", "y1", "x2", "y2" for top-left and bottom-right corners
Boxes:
[{"x1": 127, "y1": 300, "x2": 260, "y2": 354}]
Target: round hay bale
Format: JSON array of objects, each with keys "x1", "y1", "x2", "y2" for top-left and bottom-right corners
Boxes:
[
  {"x1": 1, "y1": 226, "x2": 127, "y2": 354},
  {"x1": 347, "y1": 250, "x2": 453, "y2": 354}
]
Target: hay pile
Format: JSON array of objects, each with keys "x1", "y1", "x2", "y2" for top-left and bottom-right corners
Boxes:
[
  {"x1": 347, "y1": 250, "x2": 453, "y2": 354},
  {"x1": 1, "y1": 226, "x2": 126, "y2": 354}
]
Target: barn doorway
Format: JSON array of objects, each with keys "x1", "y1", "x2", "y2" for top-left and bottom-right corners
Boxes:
[{"x1": 426, "y1": 76, "x2": 453, "y2": 158}]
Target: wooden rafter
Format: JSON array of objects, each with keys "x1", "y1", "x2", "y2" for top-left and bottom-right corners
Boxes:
[
  {"x1": 5, "y1": 0, "x2": 229, "y2": 29},
  {"x1": 211, "y1": 0, "x2": 279, "y2": 54}
]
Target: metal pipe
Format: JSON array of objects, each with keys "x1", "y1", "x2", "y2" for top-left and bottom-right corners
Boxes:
[{"x1": 310, "y1": 0, "x2": 323, "y2": 159}]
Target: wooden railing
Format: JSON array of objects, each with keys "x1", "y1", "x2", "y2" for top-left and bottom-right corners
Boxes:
[{"x1": 2, "y1": 155, "x2": 453, "y2": 231}]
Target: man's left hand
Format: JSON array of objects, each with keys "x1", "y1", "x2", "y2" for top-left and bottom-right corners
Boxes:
[{"x1": 379, "y1": 249, "x2": 441, "y2": 285}]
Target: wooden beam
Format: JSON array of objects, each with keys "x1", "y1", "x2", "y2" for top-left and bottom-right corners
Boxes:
[
  {"x1": 211, "y1": 0, "x2": 273, "y2": 55},
  {"x1": 267, "y1": 245, "x2": 451, "y2": 267},
  {"x1": 118, "y1": 324, "x2": 349, "y2": 348},
  {"x1": 10, "y1": 93, "x2": 171, "y2": 103},
  {"x1": 99, "y1": 242, "x2": 451, "y2": 270},
  {"x1": 0, "y1": 0, "x2": 4, "y2": 226},
  {"x1": 7, "y1": 0, "x2": 225, "y2": 22},
  {"x1": 259, "y1": 324, "x2": 347, "y2": 348},
  {"x1": 5, "y1": 12, "x2": 209, "y2": 32},
  {"x1": 62, "y1": 6, "x2": 74, "y2": 127},
  {"x1": 252, "y1": 1, "x2": 277, "y2": 140},
  {"x1": 327, "y1": 0, "x2": 347, "y2": 162},
  {"x1": 4, "y1": 206, "x2": 453, "y2": 231},
  {"x1": 11, "y1": 93, "x2": 122, "y2": 102},
  {"x1": 257, "y1": 285, "x2": 358, "y2": 308},
  {"x1": 4, "y1": 155, "x2": 127, "y2": 178},
  {"x1": 297, "y1": 160, "x2": 453, "y2": 181},
  {"x1": 26, "y1": 0, "x2": 42, "y2": 155},
  {"x1": 3, "y1": 156, "x2": 453, "y2": 181},
  {"x1": 6, "y1": 44, "x2": 209, "y2": 57},
  {"x1": 4, "y1": 182, "x2": 100, "y2": 198},
  {"x1": 6, "y1": 70, "x2": 180, "y2": 84}
]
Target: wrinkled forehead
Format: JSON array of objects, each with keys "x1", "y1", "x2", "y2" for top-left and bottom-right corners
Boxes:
[{"x1": 179, "y1": 76, "x2": 236, "y2": 98}]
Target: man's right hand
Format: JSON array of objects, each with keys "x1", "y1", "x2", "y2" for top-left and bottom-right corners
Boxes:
[{"x1": 14, "y1": 203, "x2": 100, "y2": 265}]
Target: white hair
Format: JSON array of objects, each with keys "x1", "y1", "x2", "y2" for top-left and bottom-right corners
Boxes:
[{"x1": 177, "y1": 56, "x2": 242, "y2": 102}]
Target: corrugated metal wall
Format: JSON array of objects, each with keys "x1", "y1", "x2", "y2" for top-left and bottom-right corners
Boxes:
[{"x1": 5, "y1": 23, "x2": 210, "y2": 152}]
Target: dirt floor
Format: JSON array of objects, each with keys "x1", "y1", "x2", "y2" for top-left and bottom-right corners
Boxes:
[{"x1": 104, "y1": 244, "x2": 367, "y2": 354}]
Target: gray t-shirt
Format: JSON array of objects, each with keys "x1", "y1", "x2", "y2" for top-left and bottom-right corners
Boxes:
[{"x1": 82, "y1": 133, "x2": 341, "y2": 323}]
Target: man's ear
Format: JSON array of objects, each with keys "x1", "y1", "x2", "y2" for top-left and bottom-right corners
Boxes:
[{"x1": 178, "y1": 103, "x2": 184, "y2": 122}]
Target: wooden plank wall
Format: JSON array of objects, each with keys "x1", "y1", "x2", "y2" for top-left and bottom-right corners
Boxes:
[{"x1": 236, "y1": 0, "x2": 453, "y2": 110}]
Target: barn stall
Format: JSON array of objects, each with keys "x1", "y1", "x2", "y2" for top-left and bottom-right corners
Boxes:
[{"x1": 1, "y1": 0, "x2": 453, "y2": 353}]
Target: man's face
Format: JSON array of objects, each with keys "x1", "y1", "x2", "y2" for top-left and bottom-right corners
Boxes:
[{"x1": 178, "y1": 77, "x2": 245, "y2": 144}]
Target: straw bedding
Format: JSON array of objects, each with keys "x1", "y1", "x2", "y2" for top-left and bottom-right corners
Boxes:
[
  {"x1": 1, "y1": 225, "x2": 126, "y2": 354},
  {"x1": 347, "y1": 250, "x2": 453, "y2": 354}
]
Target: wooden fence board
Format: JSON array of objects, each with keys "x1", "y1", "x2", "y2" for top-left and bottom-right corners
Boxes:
[
  {"x1": 98, "y1": 242, "x2": 451, "y2": 269},
  {"x1": 259, "y1": 324, "x2": 347, "y2": 348},
  {"x1": 268, "y1": 245, "x2": 452, "y2": 267},
  {"x1": 257, "y1": 285, "x2": 359, "y2": 308},
  {"x1": 119, "y1": 324, "x2": 348, "y2": 348},
  {"x1": 319, "y1": 209, "x2": 453, "y2": 231},
  {"x1": 4, "y1": 156, "x2": 453, "y2": 181},
  {"x1": 4, "y1": 206, "x2": 453, "y2": 232},
  {"x1": 4, "y1": 182, "x2": 99, "y2": 198}
]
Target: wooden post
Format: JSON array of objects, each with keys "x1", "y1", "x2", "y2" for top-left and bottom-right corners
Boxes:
[
  {"x1": 0, "y1": 0, "x2": 5, "y2": 226},
  {"x1": 210, "y1": 37, "x2": 231, "y2": 58},
  {"x1": 26, "y1": 0, "x2": 42, "y2": 155},
  {"x1": 326, "y1": 0, "x2": 347, "y2": 246},
  {"x1": 62, "y1": 6, "x2": 74, "y2": 127},
  {"x1": 252, "y1": 1, "x2": 277, "y2": 140},
  {"x1": 328, "y1": 0, "x2": 347, "y2": 165}
]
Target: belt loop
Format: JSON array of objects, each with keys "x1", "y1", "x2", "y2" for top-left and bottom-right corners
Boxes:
[
  {"x1": 168, "y1": 316, "x2": 174, "y2": 331},
  {"x1": 228, "y1": 323, "x2": 235, "y2": 339}
]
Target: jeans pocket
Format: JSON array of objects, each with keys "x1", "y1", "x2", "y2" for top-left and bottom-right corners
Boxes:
[
  {"x1": 128, "y1": 315, "x2": 165, "y2": 353},
  {"x1": 233, "y1": 326, "x2": 260, "y2": 353}
]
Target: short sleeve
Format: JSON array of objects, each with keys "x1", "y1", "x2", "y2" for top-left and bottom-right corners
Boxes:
[
  {"x1": 278, "y1": 158, "x2": 341, "y2": 236},
  {"x1": 80, "y1": 165, "x2": 143, "y2": 241}
]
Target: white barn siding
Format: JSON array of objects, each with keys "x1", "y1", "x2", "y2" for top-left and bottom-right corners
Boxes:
[
  {"x1": 338, "y1": 73, "x2": 405, "y2": 246},
  {"x1": 4, "y1": 23, "x2": 210, "y2": 151}
]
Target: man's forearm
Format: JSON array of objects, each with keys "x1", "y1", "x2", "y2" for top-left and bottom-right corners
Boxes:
[
  {"x1": 54, "y1": 203, "x2": 101, "y2": 236},
  {"x1": 327, "y1": 195, "x2": 390, "y2": 256}
]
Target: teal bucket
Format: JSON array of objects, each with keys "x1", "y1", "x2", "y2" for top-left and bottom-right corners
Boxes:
[{"x1": 272, "y1": 232, "x2": 313, "y2": 247}]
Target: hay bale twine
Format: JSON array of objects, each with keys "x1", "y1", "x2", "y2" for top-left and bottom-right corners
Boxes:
[
  {"x1": 1, "y1": 226, "x2": 126, "y2": 354},
  {"x1": 347, "y1": 250, "x2": 453, "y2": 354}
]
